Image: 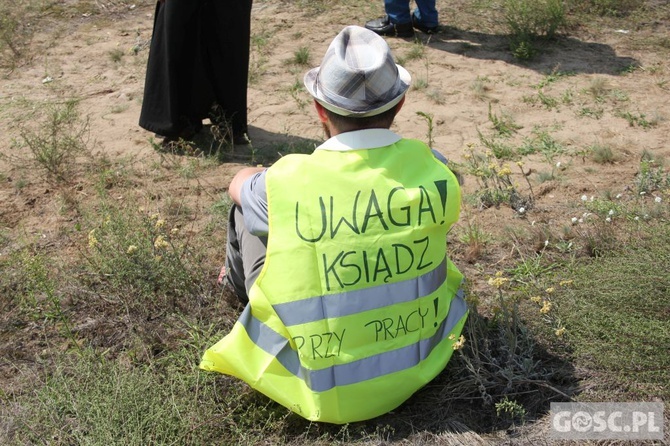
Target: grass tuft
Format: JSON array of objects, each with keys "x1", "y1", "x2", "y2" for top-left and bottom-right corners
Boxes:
[{"x1": 503, "y1": 0, "x2": 566, "y2": 60}]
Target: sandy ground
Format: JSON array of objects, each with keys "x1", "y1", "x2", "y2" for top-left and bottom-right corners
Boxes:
[{"x1": 1, "y1": 0, "x2": 668, "y2": 247}]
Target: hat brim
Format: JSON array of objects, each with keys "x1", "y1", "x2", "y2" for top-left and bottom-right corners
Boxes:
[{"x1": 304, "y1": 65, "x2": 411, "y2": 117}]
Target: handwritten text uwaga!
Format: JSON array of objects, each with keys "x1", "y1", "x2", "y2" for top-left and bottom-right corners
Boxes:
[
  {"x1": 295, "y1": 182, "x2": 449, "y2": 291},
  {"x1": 290, "y1": 182, "x2": 450, "y2": 360}
]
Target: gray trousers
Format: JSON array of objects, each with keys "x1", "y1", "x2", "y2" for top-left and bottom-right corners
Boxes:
[{"x1": 225, "y1": 205, "x2": 267, "y2": 304}]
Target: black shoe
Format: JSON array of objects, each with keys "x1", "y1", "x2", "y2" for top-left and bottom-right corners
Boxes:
[
  {"x1": 159, "y1": 119, "x2": 202, "y2": 144},
  {"x1": 412, "y1": 15, "x2": 439, "y2": 34},
  {"x1": 365, "y1": 16, "x2": 414, "y2": 37},
  {"x1": 159, "y1": 122, "x2": 202, "y2": 149}
]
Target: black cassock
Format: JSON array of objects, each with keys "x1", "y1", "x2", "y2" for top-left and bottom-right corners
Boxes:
[{"x1": 139, "y1": 0, "x2": 252, "y2": 138}]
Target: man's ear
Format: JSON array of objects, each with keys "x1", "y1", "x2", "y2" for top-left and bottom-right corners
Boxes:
[{"x1": 314, "y1": 100, "x2": 329, "y2": 123}]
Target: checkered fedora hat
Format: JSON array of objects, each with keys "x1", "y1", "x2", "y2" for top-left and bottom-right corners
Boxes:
[{"x1": 304, "y1": 26, "x2": 411, "y2": 117}]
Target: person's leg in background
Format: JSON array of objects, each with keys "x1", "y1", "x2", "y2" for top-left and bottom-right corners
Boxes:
[
  {"x1": 384, "y1": 0, "x2": 412, "y2": 25},
  {"x1": 203, "y1": 0, "x2": 253, "y2": 144},
  {"x1": 365, "y1": 0, "x2": 439, "y2": 36},
  {"x1": 412, "y1": 0, "x2": 439, "y2": 33},
  {"x1": 139, "y1": 0, "x2": 206, "y2": 140},
  {"x1": 365, "y1": 0, "x2": 414, "y2": 37}
]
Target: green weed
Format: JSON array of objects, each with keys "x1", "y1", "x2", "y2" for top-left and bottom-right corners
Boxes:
[
  {"x1": 503, "y1": 0, "x2": 565, "y2": 60},
  {"x1": 537, "y1": 90, "x2": 558, "y2": 109},
  {"x1": 488, "y1": 103, "x2": 522, "y2": 137},
  {"x1": 577, "y1": 105, "x2": 604, "y2": 119},
  {"x1": 478, "y1": 131, "x2": 517, "y2": 160},
  {"x1": 292, "y1": 46, "x2": 310, "y2": 65},
  {"x1": 288, "y1": 77, "x2": 309, "y2": 110},
  {"x1": 561, "y1": 88, "x2": 574, "y2": 105},
  {"x1": 495, "y1": 397, "x2": 527, "y2": 425},
  {"x1": 634, "y1": 157, "x2": 669, "y2": 194},
  {"x1": 413, "y1": 77, "x2": 428, "y2": 91},
  {"x1": 471, "y1": 76, "x2": 492, "y2": 101},
  {"x1": 425, "y1": 88, "x2": 446, "y2": 105},
  {"x1": 534, "y1": 70, "x2": 575, "y2": 89},
  {"x1": 15, "y1": 100, "x2": 90, "y2": 183},
  {"x1": 518, "y1": 128, "x2": 564, "y2": 162},
  {"x1": 584, "y1": 76, "x2": 609, "y2": 102},
  {"x1": 460, "y1": 145, "x2": 533, "y2": 211},
  {"x1": 108, "y1": 48, "x2": 124, "y2": 63},
  {"x1": 0, "y1": 1, "x2": 38, "y2": 68},
  {"x1": 617, "y1": 110, "x2": 657, "y2": 129},
  {"x1": 210, "y1": 193, "x2": 233, "y2": 221},
  {"x1": 588, "y1": 143, "x2": 617, "y2": 164},
  {"x1": 405, "y1": 40, "x2": 426, "y2": 61},
  {"x1": 416, "y1": 111, "x2": 435, "y2": 148},
  {"x1": 457, "y1": 217, "x2": 492, "y2": 262},
  {"x1": 81, "y1": 202, "x2": 211, "y2": 317}
]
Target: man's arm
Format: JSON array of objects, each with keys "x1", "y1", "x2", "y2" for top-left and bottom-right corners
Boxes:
[{"x1": 229, "y1": 167, "x2": 267, "y2": 206}]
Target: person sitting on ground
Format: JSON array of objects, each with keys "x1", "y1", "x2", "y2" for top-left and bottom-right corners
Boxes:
[{"x1": 200, "y1": 25, "x2": 466, "y2": 424}]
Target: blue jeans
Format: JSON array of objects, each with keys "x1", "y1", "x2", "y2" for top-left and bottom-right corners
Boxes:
[{"x1": 385, "y1": 0, "x2": 438, "y2": 28}]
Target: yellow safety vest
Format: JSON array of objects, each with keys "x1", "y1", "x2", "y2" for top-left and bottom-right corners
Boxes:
[{"x1": 200, "y1": 138, "x2": 467, "y2": 424}]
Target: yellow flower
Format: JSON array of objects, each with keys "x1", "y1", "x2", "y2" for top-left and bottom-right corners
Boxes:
[
  {"x1": 155, "y1": 219, "x2": 165, "y2": 229},
  {"x1": 150, "y1": 213, "x2": 160, "y2": 220},
  {"x1": 497, "y1": 166, "x2": 512, "y2": 176},
  {"x1": 448, "y1": 333, "x2": 457, "y2": 341},
  {"x1": 559, "y1": 280, "x2": 573, "y2": 287},
  {"x1": 88, "y1": 230, "x2": 98, "y2": 248},
  {"x1": 540, "y1": 300, "x2": 552, "y2": 314},
  {"x1": 488, "y1": 276, "x2": 510, "y2": 289},
  {"x1": 452, "y1": 335, "x2": 466, "y2": 350},
  {"x1": 154, "y1": 235, "x2": 169, "y2": 249},
  {"x1": 530, "y1": 296, "x2": 542, "y2": 304},
  {"x1": 170, "y1": 227, "x2": 179, "y2": 235},
  {"x1": 555, "y1": 327, "x2": 566, "y2": 338},
  {"x1": 516, "y1": 161, "x2": 524, "y2": 167},
  {"x1": 545, "y1": 287, "x2": 555, "y2": 294},
  {"x1": 126, "y1": 245, "x2": 138, "y2": 255}
]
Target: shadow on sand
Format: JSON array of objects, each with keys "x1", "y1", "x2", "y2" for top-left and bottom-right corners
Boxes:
[
  {"x1": 159, "y1": 124, "x2": 323, "y2": 165},
  {"x1": 421, "y1": 27, "x2": 639, "y2": 75}
]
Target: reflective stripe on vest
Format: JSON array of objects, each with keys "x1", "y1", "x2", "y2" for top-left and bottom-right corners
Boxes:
[
  {"x1": 274, "y1": 256, "x2": 447, "y2": 326},
  {"x1": 241, "y1": 287, "x2": 466, "y2": 392}
]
